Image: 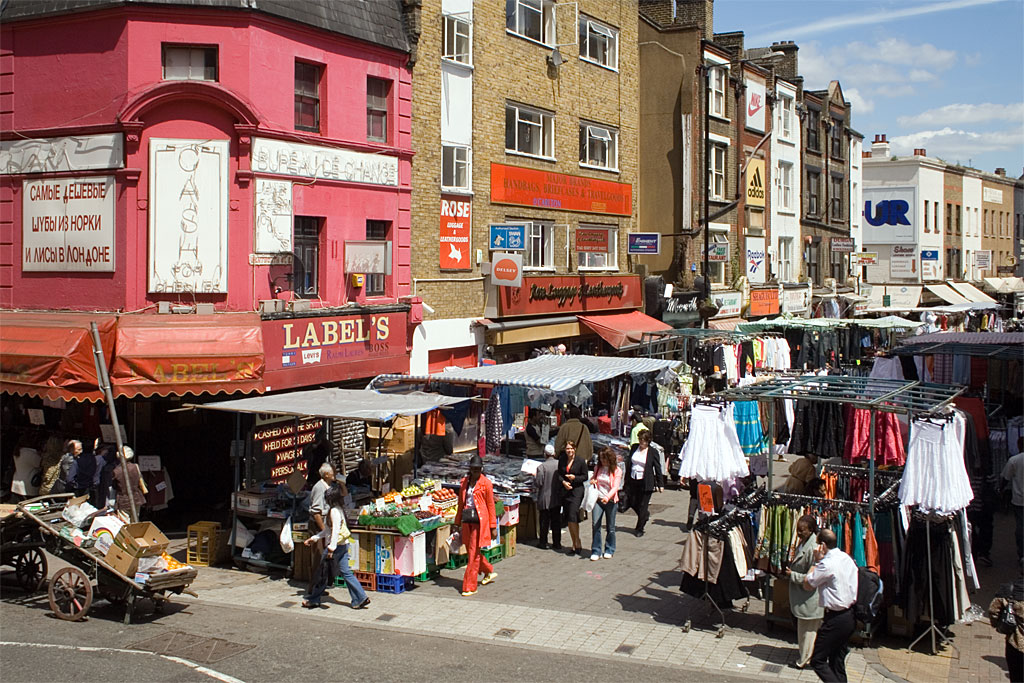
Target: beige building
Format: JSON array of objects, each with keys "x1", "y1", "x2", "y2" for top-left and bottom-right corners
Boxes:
[
  {"x1": 408, "y1": 0, "x2": 641, "y2": 368},
  {"x1": 980, "y1": 171, "x2": 1016, "y2": 277}
]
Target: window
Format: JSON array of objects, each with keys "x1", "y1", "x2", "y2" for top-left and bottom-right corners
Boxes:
[
  {"x1": 365, "y1": 220, "x2": 390, "y2": 297},
  {"x1": 442, "y1": 145, "x2": 471, "y2": 191},
  {"x1": 577, "y1": 226, "x2": 618, "y2": 270},
  {"x1": 924, "y1": 200, "x2": 930, "y2": 232},
  {"x1": 778, "y1": 94, "x2": 794, "y2": 139},
  {"x1": 709, "y1": 67, "x2": 727, "y2": 118},
  {"x1": 578, "y1": 15, "x2": 618, "y2": 69},
  {"x1": 293, "y1": 217, "x2": 321, "y2": 297},
  {"x1": 294, "y1": 61, "x2": 321, "y2": 132},
  {"x1": 830, "y1": 119, "x2": 843, "y2": 158},
  {"x1": 708, "y1": 144, "x2": 726, "y2": 200},
  {"x1": 777, "y1": 161, "x2": 793, "y2": 210},
  {"x1": 367, "y1": 78, "x2": 390, "y2": 143},
  {"x1": 579, "y1": 122, "x2": 618, "y2": 170},
  {"x1": 443, "y1": 13, "x2": 472, "y2": 64},
  {"x1": 506, "y1": 0, "x2": 555, "y2": 45},
  {"x1": 831, "y1": 176, "x2": 843, "y2": 220},
  {"x1": 807, "y1": 170, "x2": 820, "y2": 215},
  {"x1": 807, "y1": 109, "x2": 820, "y2": 151},
  {"x1": 956, "y1": 204, "x2": 961, "y2": 235},
  {"x1": 707, "y1": 231, "x2": 729, "y2": 285},
  {"x1": 778, "y1": 236, "x2": 794, "y2": 281},
  {"x1": 523, "y1": 220, "x2": 554, "y2": 269},
  {"x1": 974, "y1": 207, "x2": 979, "y2": 236},
  {"x1": 505, "y1": 103, "x2": 554, "y2": 159},
  {"x1": 947, "y1": 203, "x2": 953, "y2": 234},
  {"x1": 936, "y1": 204, "x2": 940, "y2": 235},
  {"x1": 162, "y1": 46, "x2": 217, "y2": 81},
  {"x1": 984, "y1": 209, "x2": 989, "y2": 235}
]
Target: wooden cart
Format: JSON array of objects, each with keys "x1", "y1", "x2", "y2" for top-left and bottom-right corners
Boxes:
[
  {"x1": 0, "y1": 499, "x2": 50, "y2": 592},
  {"x1": 14, "y1": 494, "x2": 197, "y2": 623}
]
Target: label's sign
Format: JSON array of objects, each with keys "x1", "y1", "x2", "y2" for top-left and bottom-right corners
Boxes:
[
  {"x1": 575, "y1": 227, "x2": 610, "y2": 253},
  {"x1": 831, "y1": 237, "x2": 855, "y2": 252},
  {"x1": 975, "y1": 250, "x2": 992, "y2": 269},
  {"x1": 745, "y1": 159, "x2": 765, "y2": 207},
  {"x1": 497, "y1": 274, "x2": 642, "y2": 317},
  {"x1": 708, "y1": 242, "x2": 729, "y2": 262},
  {"x1": 746, "y1": 237, "x2": 766, "y2": 284},
  {"x1": 744, "y1": 75, "x2": 767, "y2": 133},
  {"x1": 890, "y1": 244, "x2": 917, "y2": 278},
  {"x1": 22, "y1": 176, "x2": 115, "y2": 272},
  {"x1": 862, "y1": 187, "x2": 916, "y2": 244},
  {"x1": 251, "y1": 137, "x2": 397, "y2": 186},
  {"x1": 712, "y1": 290, "x2": 742, "y2": 318},
  {"x1": 2, "y1": 133, "x2": 123, "y2": 175},
  {"x1": 491, "y1": 252, "x2": 523, "y2": 288},
  {"x1": 251, "y1": 417, "x2": 325, "y2": 483},
  {"x1": 262, "y1": 313, "x2": 404, "y2": 373},
  {"x1": 490, "y1": 162, "x2": 632, "y2": 216},
  {"x1": 489, "y1": 223, "x2": 526, "y2": 251},
  {"x1": 440, "y1": 195, "x2": 472, "y2": 269},
  {"x1": 254, "y1": 179, "x2": 293, "y2": 253},
  {"x1": 749, "y1": 288, "x2": 779, "y2": 317},
  {"x1": 627, "y1": 232, "x2": 661, "y2": 255},
  {"x1": 983, "y1": 187, "x2": 1003, "y2": 204},
  {"x1": 921, "y1": 249, "x2": 940, "y2": 280},
  {"x1": 149, "y1": 139, "x2": 229, "y2": 293}
]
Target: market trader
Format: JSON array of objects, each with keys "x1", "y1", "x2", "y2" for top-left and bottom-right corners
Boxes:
[{"x1": 803, "y1": 529, "x2": 859, "y2": 682}]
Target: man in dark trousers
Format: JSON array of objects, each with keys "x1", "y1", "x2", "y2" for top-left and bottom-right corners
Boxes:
[{"x1": 803, "y1": 529, "x2": 859, "y2": 682}]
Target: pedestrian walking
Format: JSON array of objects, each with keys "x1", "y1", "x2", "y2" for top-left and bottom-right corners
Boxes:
[
  {"x1": 803, "y1": 529, "x2": 859, "y2": 682},
  {"x1": 625, "y1": 430, "x2": 661, "y2": 537},
  {"x1": 558, "y1": 440, "x2": 588, "y2": 555},
  {"x1": 455, "y1": 455, "x2": 498, "y2": 596},
  {"x1": 112, "y1": 446, "x2": 148, "y2": 520},
  {"x1": 57, "y1": 439, "x2": 82, "y2": 495},
  {"x1": 303, "y1": 483, "x2": 369, "y2": 609},
  {"x1": 554, "y1": 404, "x2": 593, "y2": 463},
  {"x1": 589, "y1": 447, "x2": 622, "y2": 560},
  {"x1": 533, "y1": 444, "x2": 561, "y2": 550},
  {"x1": 988, "y1": 568, "x2": 1024, "y2": 682},
  {"x1": 784, "y1": 515, "x2": 824, "y2": 669},
  {"x1": 1001, "y1": 437, "x2": 1023, "y2": 563}
]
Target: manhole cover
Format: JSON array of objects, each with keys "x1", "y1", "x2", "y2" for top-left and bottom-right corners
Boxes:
[
  {"x1": 615, "y1": 644, "x2": 635, "y2": 655},
  {"x1": 493, "y1": 628, "x2": 518, "y2": 639},
  {"x1": 277, "y1": 601, "x2": 297, "y2": 608},
  {"x1": 376, "y1": 613, "x2": 397, "y2": 622},
  {"x1": 130, "y1": 631, "x2": 254, "y2": 664},
  {"x1": 762, "y1": 664, "x2": 782, "y2": 673}
]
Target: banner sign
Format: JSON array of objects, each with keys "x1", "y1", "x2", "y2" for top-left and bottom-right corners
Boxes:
[
  {"x1": 489, "y1": 223, "x2": 526, "y2": 251},
  {"x1": 744, "y1": 75, "x2": 767, "y2": 133},
  {"x1": 490, "y1": 252, "x2": 523, "y2": 288},
  {"x1": 890, "y1": 244, "x2": 917, "y2": 278},
  {"x1": 627, "y1": 232, "x2": 661, "y2": 255},
  {"x1": 745, "y1": 159, "x2": 765, "y2": 208},
  {"x1": 975, "y1": 250, "x2": 992, "y2": 269},
  {"x1": 749, "y1": 288, "x2": 779, "y2": 317},
  {"x1": 575, "y1": 227, "x2": 610, "y2": 253},
  {"x1": 921, "y1": 249, "x2": 939, "y2": 280},
  {"x1": 831, "y1": 237, "x2": 855, "y2": 252},
  {"x1": 22, "y1": 176, "x2": 115, "y2": 272},
  {"x1": 712, "y1": 290, "x2": 742, "y2": 318},
  {"x1": 490, "y1": 162, "x2": 632, "y2": 216},
  {"x1": 497, "y1": 274, "x2": 642, "y2": 317},
  {"x1": 708, "y1": 243, "x2": 729, "y2": 262},
  {"x1": 440, "y1": 195, "x2": 472, "y2": 269},
  {"x1": 863, "y1": 186, "x2": 917, "y2": 244},
  {"x1": 746, "y1": 237, "x2": 766, "y2": 284}
]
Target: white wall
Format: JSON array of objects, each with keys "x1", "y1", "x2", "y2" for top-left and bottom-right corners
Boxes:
[
  {"x1": 962, "y1": 174, "x2": 982, "y2": 280},
  {"x1": 770, "y1": 81, "x2": 800, "y2": 282},
  {"x1": 918, "y1": 163, "x2": 945, "y2": 281},
  {"x1": 409, "y1": 317, "x2": 484, "y2": 375},
  {"x1": 849, "y1": 137, "x2": 862, "y2": 250}
]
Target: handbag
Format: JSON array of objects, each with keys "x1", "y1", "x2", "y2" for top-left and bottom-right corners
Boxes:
[
  {"x1": 996, "y1": 601, "x2": 1017, "y2": 635},
  {"x1": 462, "y1": 506, "x2": 480, "y2": 524},
  {"x1": 582, "y1": 482, "x2": 600, "y2": 513}
]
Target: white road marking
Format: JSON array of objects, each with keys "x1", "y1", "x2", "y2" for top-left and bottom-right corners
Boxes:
[{"x1": 0, "y1": 640, "x2": 246, "y2": 683}]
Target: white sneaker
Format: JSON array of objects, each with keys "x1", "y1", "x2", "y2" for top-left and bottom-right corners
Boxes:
[
  {"x1": 603, "y1": 553, "x2": 612, "y2": 559},
  {"x1": 590, "y1": 554, "x2": 600, "y2": 561}
]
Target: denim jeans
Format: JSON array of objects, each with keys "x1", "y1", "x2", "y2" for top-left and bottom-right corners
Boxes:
[
  {"x1": 591, "y1": 499, "x2": 617, "y2": 556},
  {"x1": 305, "y1": 545, "x2": 368, "y2": 607}
]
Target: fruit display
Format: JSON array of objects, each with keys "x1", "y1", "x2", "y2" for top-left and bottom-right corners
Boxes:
[
  {"x1": 400, "y1": 484, "x2": 424, "y2": 497},
  {"x1": 160, "y1": 551, "x2": 191, "y2": 572}
]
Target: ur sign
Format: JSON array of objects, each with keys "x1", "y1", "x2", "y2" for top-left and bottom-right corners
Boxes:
[
  {"x1": 491, "y1": 252, "x2": 523, "y2": 288},
  {"x1": 439, "y1": 196, "x2": 471, "y2": 270}
]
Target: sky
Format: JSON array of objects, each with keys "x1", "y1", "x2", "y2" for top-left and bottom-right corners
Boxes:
[{"x1": 713, "y1": 0, "x2": 1024, "y2": 175}]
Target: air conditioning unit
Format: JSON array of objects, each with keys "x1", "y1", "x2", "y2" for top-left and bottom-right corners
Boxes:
[
  {"x1": 195, "y1": 303, "x2": 215, "y2": 315},
  {"x1": 258, "y1": 299, "x2": 284, "y2": 315},
  {"x1": 157, "y1": 301, "x2": 171, "y2": 314},
  {"x1": 289, "y1": 300, "x2": 311, "y2": 313}
]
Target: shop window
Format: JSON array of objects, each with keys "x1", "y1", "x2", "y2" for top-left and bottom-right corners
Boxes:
[
  {"x1": 293, "y1": 217, "x2": 321, "y2": 297},
  {"x1": 579, "y1": 122, "x2": 618, "y2": 171},
  {"x1": 505, "y1": 102, "x2": 554, "y2": 159},
  {"x1": 577, "y1": 226, "x2": 617, "y2": 270},
  {"x1": 807, "y1": 171, "x2": 820, "y2": 216},
  {"x1": 523, "y1": 220, "x2": 554, "y2": 269},
  {"x1": 294, "y1": 61, "x2": 321, "y2": 132},
  {"x1": 709, "y1": 143, "x2": 726, "y2": 200},
  {"x1": 778, "y1": 93, "x2": 794, "y2": 139},
  {"x1": 506, "y1": 0, "x2": 556, "y2": 45},
  {"x1": 831, "y1": 176, "x2": 844, "y2": 220},
  {"x1": 367, "y1": 78, "x2": 390, "y2": 143},
  {"x1": 707, "y1": 230, "x2": 729, "y2": 286},
  {"x1": 830, "y1": 119, "x2": 843, "y2": 158},
  {"x1": 806, "y1": 109, "x2": 820, "y2": 151},
  {"x1": 442, "y1": 144, "x2": 471, "y2": 191},
  {"x1": 443, "y1": 13, "x2": 472, "y2": 64},
  {"x1": 778, "y1": 236, "x2": 794, "y2": 281},
  {"x1": 162, "y1": 46, "x2": 217, "y2": 81},
  {"x1": 708, "y1": 67, "x2": 726, "y2": 119},
  {"x1": 777, "y1": 161, "x2": 793, "y2": 211},
  {"x1": 578, "y1": 15, "x2": 618, "y2": 69},
  {"x1": 365, "y1": 220, "x2": 390, "y2": 297}
]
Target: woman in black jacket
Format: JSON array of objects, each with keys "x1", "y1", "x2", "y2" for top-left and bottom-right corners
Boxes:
[
  {"x1": 558, "y1": 440, "x2": 588, "y2": 556},
  {"x1": 625, "y1": 430, "x2": 662, "y2": 537}
]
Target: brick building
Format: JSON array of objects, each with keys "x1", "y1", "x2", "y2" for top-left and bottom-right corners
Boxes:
[{"x1": 409, "y1": 0, "x2": 643, "y2": 367}]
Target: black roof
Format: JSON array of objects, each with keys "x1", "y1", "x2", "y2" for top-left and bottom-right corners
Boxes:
[{"x1": 0, "y1": 0, "x2": 410, "y2": 54}]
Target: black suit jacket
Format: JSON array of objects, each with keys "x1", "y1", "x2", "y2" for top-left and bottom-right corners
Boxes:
[{"x1": 627, "y1": 443, "x2": 662, "y2": 492}]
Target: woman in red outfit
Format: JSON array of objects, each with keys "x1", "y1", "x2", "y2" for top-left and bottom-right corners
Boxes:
[{"x1": 455, "y1": 455, "x2": 497, "y2": 596}]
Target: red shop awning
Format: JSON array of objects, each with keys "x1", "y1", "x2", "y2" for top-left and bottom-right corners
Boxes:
[
  {"x1": 0, "y1": 311, "x2": 116, "y2": 402},
  {"x1": 577, "y1": 310, "x2": 672, "y2": 350},
  {"x1": 111, "y1": 313, "x2": 265, "y2": 398}
]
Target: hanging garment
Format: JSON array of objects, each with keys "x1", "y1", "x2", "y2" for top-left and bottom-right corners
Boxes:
[
  {"x1": 789, "y1": 400, "x2": 845, "y2": 461},
  {"x1": 733, "y1": 401, "x2": 767, "y2": 456},
  {"x1": 678, "y1": 404, "x2": 749, "y2": 482},
  {"x1": 870, "y1": 357, "x2": 905, "y2": 380},
  {"x1": 899, "y1": 413, "x2": 974, "y2": 515},
  {"x1": 852, "y1": 513, "x2": 866, "y2": 568},
  {"x1": 485, "y1": 392, "x2": 503, "y2": 453},
  {"x1": 900, "y1": 520, "x2": 957, "y2": 628},
  {"x1": 843, "y1": 408, "x2": 906, "y2": 466},
  {"x1": 864, "y1": 516, "x2": 880, "y2": 575}
]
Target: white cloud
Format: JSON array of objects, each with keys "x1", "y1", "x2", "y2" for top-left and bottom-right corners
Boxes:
[
  {"x1": 871, "y1": 39, "x2": 956, "y2": 71},
  {"x1": 799, "y1": 39, "x2": 954, "y2": 93},
  {"x1": 844, "y1": 88, "x2": 875, "y2": 115},
  {"x1": 897, "y1": 102, "x2": 1024, "y2": 127},
  {"x1": 889, "y1": 125, "x2": 1024, "y2": 160},
  {"x1": 908, "y1": 69, "x2": 937, "y2": 83}
]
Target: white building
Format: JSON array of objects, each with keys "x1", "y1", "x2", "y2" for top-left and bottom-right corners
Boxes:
[
  {"x1": 962, "y1": 174, "x2": 982, "y2": 281},
  {"x1": 770, "y1": 77, "x2": 801, "y2": 284},
  {"x1": 848, "y1": 132, "x2": 863, "y2": 251}
]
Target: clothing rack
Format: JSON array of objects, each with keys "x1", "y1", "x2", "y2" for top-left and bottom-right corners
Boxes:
[
  {"x1": 683, "y1": 506, "x2": 751, "y2": 637},
  {"x1": 906, "y1": 510, "x2": 961, "y2": 657}
]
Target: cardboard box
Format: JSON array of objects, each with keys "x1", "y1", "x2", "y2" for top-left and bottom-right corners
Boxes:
[
  {"x1": 355, "y1": 532, "x2": 375, "y2": 573},
  {"x1": 232, "y1": 491, "x2": 275, "y2": 514},
  {"x1": 367, "y1": 424, "x2": 415, "y2": 452},
  {"x1": 395, "y1": 531, "x2": 426, "y2": 576},
  {"x1": 375, "y1": 534, "x2": 395, "y2": 575},
  {"x1": 105, "y1": 544, "x2": 139, "y2": 577},
  {"x1": 114, "y1": 522, "x2": 169, "y2": 558},
  {"x1": 433, "y1": 525, "x2": 452, "y2": 565}
]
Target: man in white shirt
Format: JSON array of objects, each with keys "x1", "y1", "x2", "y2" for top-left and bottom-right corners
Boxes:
[
  {"x1": 309, "y1": 463, "x2": 336, "y2": 535},
  {"x1": 1002, "y1": 437, "x2": 1024, "y2": 563},
  {"x1": 803, "y1": 529, "x2": 859, "y2": 682}
]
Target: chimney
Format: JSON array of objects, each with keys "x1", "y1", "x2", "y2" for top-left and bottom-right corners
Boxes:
[
  {"x1": 872, "y1": 134, "x2": 890, "y2": 159},
  {"x1": 862, "y1": 151, "x2": 872, "y2": 158},
  {"x1": 913, "y1": 148, "x2": 926, "y2": 156},
  {"x1": 994, "y1": 167, "x2": 1006, "y2": 176},
  {"x1": 770, "y1": 40, "x2": 799, "y2": 79}
]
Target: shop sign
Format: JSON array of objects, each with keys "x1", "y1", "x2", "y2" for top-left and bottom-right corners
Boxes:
[
  {"x1": 975, "y1": 250, "x2": 992, "y2": 269},
  {"x1": 662, "y1": 290, "x2": 700, "y2": 326},
  {"x1": 251, "y1": 137, "x2": 398, "y2": 186},
  {"x1": 746, "y1": 237, "x2": 766, "y2": 284},
  {"x1": 997, "y1": 265, "x2": 1015, "y2": 274},
  {"x1": 22, "y1": 176, "x2": 115, "y2": 272},
  {"x1": 1, "y1": 133, "x2": 123, "y2": 175},
  {"x1": 886, "y1": 285, "x2": 921, "y2": 308},
  {"x1": 921, "y1": 250, "x2": 939, "y2": 280},
  {"x1": 149, "y1": 138, "x2": 229, "y2": 293},
  {"x1": 497, "y1": 274, "x2": 642, "y2": 317},
  {"x1": 490, "y1": 162, "x2": 632, "y2": 217},
  {"x1": 744, "y1": 75, "x2": 767, "y2": 133},
  {"x1": 749, "y1": 288, "x2": 779, "y2": 317},
  {"x1": 854, "y1": 252, "x2": 878, "y2": 266},
  {"x1": 627, "y1": 232, "x2": 661, "y2": 255},
  {"x1": 983, "y1": 187, "x2": 1003, "y2": 204},
  {"x1": 745, "y1": 159, "x2": 765, "y2": 208},
  {"x1": 711, "y1": 290, "x2": 742, "y2": 318},
  {"x1": 890, "y1": 244, "x2": 917, "y2": 278},
  {"x1": 862, "y1": 186, "x2": 916, "y2": 244},
  {"x1": 831, "y1": 237, "x2": 855, "y2": 252},
  {"x1": 575, "y1": 227, "x2": 609, "y2": 253},
  {"x1": 251, "y1": 416, "x2": 325, "y2": 483},
  {"x1": 781, "y1": 286, "x2": 809, "y2": 314},
  {"x1": 490, "y1": 252, "x2": 523, "y2": 288},
  {"x1": 440, "y1": 195, "x2": 472, "y2": 269},
  {"x1": 708, "y1": 242, "x2": 729, "y2": 262},
  {"x1": 254, "y1": 179, "x2": 293, "y2": 253},
  {"x1": 345, "y1": 241, "x2": 391, "y2": 274},
  {"x1": 489, "y1": 223, "x2": 526, "y2": 251}
]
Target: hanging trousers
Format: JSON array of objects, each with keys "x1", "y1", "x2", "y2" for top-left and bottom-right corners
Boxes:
[{"x1": 810, "y1": 606, "x2": 855, "y2": 682}]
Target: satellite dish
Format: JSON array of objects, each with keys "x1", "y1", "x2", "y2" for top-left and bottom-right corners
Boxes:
[{"x1": 547, "y1": 48, "x2": 565, "y2": 68}]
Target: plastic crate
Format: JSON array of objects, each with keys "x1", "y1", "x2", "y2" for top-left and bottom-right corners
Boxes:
[
  {"x1": 186, "y1": 521, "x2": 220, "y2": 567},
  {"x1": 446, "y1": 552, "x2": 468, "y2": 570},
  {"x1": 414, "y1": 566, "x2": 441, "y2": 582},
  {"x1": 483, "y1": 546, "x2": 503, "y2": 564},
  {"x1": 353, "y1": 570, "x2": 377, "y2": 592},
  {"x1": 376, "y1": 573, "x2": 413, "y2": 594}
]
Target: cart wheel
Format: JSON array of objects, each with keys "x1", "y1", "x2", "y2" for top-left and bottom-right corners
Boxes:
[
  {"x1": 14, "y1": 549, "x2": 47, "y2": 592},
  {"x1": 48, "y1": 566, "x2": 93, "y2": 621}
]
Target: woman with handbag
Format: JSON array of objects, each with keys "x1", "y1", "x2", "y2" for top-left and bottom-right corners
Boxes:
[
  {"x1": 303, "y1": 482, "x2": 370, "y2": 610},
  {"x1": 558, "y1": 440, "x2": 589, "y2": 556},
  {"x1": 988, "y1": 571, "x2": 1024, "y2": 682},
  {"x1": 625, "y1": 430, "x2": 662, "y2": 537},
  {"x1": 455, "y1": 455, "x2": 498, "y2": 596},
  {"x1": 589, "y1": 447, "x2": 622, "y2": 561}
]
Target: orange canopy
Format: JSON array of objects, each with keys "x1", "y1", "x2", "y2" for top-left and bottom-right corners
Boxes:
[{"x1": 577, "y1": 310, "x2": 671, "y2": 349}]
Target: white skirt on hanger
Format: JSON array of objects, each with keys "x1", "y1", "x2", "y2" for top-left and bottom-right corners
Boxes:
[
  {"x1": 678, "y1": 404, "x2": 750, "y2": 482},
  {"x1": 899, "y1": 413, "x2": 973, "y2": 515}
]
